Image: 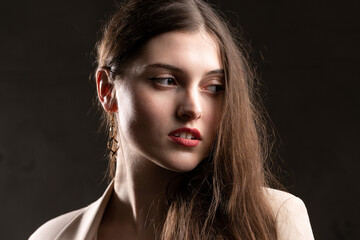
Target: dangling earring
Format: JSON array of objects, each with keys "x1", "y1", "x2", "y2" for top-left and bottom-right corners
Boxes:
[{"x1": 107, "y1": 113, "x2": 119, "y2": 164}]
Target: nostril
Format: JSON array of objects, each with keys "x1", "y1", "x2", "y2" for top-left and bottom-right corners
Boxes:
[{"x1": 177, "y1": 106, "x2": 202, "y2": 121}]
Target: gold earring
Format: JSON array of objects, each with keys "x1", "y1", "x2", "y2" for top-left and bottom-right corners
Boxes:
[{"x1": 107, "y1": 113, "x2": 119, "y2": 163}]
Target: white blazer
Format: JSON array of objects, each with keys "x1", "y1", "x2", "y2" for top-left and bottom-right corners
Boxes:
[{"x1": 29, "y1": 181, "x2": 314, "y2": 240}]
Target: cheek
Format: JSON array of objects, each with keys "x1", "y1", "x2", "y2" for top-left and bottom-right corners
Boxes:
[
  {"x1": 133, "y1": 95, "x2": 168, "y2": 131},
  {"x1": 200, "y1": 98, "x2": 223, "y2": 155},
  {"x1": 117, "y1": 88, "x2": 135, "y2": 131},
  {"x1": 203, "y1": 98, "x2": 222, "y2": 131},
  {"x1": 118, "y1": 86, "x2": 173, "y2": 141}
]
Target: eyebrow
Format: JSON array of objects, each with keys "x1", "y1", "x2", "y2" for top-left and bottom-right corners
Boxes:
[{"x1": 145, "y1": 63, "x2": 224, "y2": 76}]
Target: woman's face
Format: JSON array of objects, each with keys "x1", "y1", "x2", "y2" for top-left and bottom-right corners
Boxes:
[{"x1": 115, "y1": 30, "x2": 224, "y2": 172}]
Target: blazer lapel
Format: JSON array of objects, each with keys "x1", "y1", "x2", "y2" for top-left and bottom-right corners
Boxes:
[{"x1": 56, "y1": 180, "x2": 114, "y2": 240}]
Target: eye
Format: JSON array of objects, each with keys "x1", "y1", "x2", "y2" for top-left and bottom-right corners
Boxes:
[
  {"x1": 203, "y1": 84, "x2": 225, "y2": 94},
  {"x1": 149, "y1": 77, "x2": 177, "y2": 86}
]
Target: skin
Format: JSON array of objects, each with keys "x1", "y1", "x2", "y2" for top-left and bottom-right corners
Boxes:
[{"x1": 96, "y1": 30, "x2": 224, "y2": 239}]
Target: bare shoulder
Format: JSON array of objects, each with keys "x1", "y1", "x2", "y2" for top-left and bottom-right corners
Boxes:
[
  {"x1": 29, "y1": 208, "x2": 85, "y2": 240},
  {"x1": 264, "y1": 188, "x2": 315, "y2": 240}
]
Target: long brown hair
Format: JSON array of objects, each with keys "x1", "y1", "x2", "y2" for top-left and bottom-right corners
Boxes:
[{"x1": 95, "y1": 0, "x2": 278, "y2": 239}]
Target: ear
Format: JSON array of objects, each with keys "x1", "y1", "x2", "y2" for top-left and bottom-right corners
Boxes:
[{"x1": 96, "y1": 68, "x2": 118, "y2": 113}]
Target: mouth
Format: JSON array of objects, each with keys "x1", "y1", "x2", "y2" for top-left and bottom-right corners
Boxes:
[{"x1": 168, "y1": 128, "x2": 201, "y2": 147}]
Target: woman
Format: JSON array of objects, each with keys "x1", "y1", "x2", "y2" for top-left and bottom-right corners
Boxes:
[{"x1": 30, "y1": 0, "x2": 314, "y2": 239}]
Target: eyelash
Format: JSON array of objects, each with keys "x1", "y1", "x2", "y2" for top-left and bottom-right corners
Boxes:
[
  {"x1": 203, "y1": 84, "x2": 225, "y2": 94},
  {"x1": 149, "y1": 77, "x2": 177, "y2": 86},
  {"x1": 149, "y1": 77, "x2": 225, "y2": 94}
]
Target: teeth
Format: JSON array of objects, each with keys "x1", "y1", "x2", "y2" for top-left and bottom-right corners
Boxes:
[
  {"x1": 185, "y1": 133, "x2": 193, "y2": 139},
  {"x1": 173, "y1": 132, "x2": 195, "y2": 139}
]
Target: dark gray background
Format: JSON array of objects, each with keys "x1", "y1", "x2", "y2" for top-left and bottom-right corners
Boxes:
[{"x1": 1, "y1": 0, "x2": 359, "y2": 239}]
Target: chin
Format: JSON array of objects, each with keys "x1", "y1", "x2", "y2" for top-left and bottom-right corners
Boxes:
[{"x1": 154, "y1": 157, "x2": 203, "y2": 173}]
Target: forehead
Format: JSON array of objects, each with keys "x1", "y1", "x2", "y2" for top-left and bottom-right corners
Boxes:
[{"x1": 134, "y1": 30, "x2": 223, "y2": 72}]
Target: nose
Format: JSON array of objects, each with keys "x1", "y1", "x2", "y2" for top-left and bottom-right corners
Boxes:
[{"x1": 176, "y1": 88, "x2": 202, "y2": 121}]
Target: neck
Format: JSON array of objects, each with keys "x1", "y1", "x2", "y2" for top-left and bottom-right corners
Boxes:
[
  {"x1": 115, "y1": 155, "x2": 179, "y2": 222},
  {"x1": 100, "y1": 149, "x2": 181, "y2": 239}
]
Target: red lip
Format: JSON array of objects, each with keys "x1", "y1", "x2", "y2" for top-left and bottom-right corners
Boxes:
[{"x1": 168, "y1": 127, "x2": 201, "y2": 147}]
